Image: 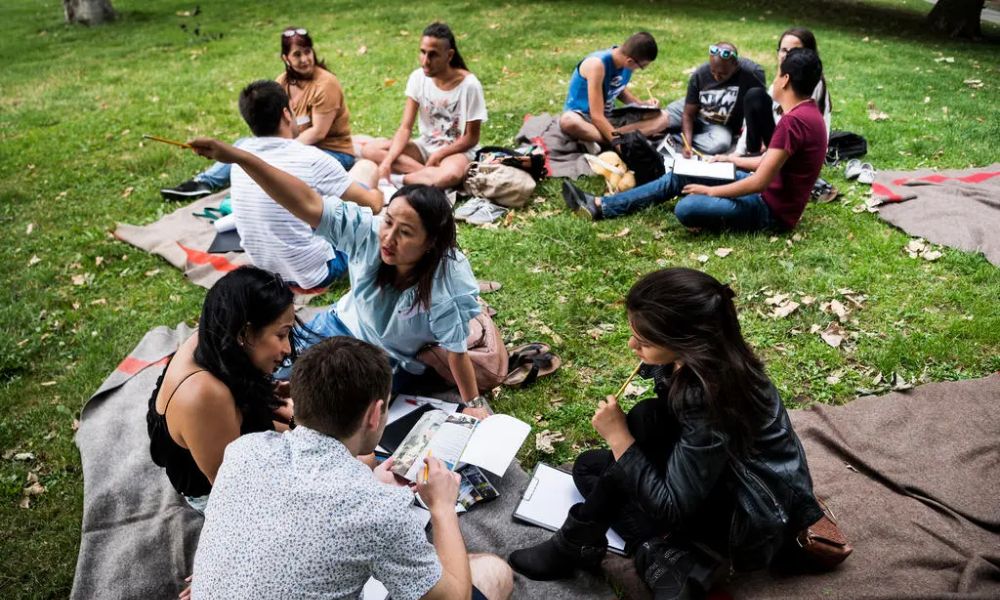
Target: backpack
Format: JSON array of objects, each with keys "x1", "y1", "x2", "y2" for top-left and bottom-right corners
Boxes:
[
  {"x1": 475, "y1": 145, "x2": 548, "y2": 181},
  {"x1": 613, "y1": 132, "x2": 665, "y2": 186},
  {"x1": 825, "y1": 131, "x2": 867, "y2": 166},
  {"x1": 463, "y1": 162, "x2": 536, "y2": 208}
]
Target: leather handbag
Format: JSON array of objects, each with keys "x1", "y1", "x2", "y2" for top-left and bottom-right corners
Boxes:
[
  {"x1": 417, "y1": 311, "x2": 509, "y2": 393},
  {"x1": 795, "y1": 498, "x2": 853, "y2": 569}
]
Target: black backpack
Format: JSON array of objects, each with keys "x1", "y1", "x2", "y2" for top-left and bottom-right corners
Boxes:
[
  {"x1": 474, "y1": 146, "x2": 547, "y2": 181},
  {"x1": 825, "y1": 131, "x2": 867, "y2": 166},
  {"x1": 613, "y1": 132, "x2": 665, "y2": 186}
]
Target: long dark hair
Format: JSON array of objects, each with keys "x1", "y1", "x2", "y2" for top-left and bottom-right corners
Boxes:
[
  {"x1": 778, "y1": 27, "x2": 829, "y2": 114},
  {"x1": 626, "y1": 268, "x2": 771, "y2": 455},
  {"x1": 194, "y1": 267, "x2": 299, "y2": 421},
  {"x1": 280, "y1": 27, "x2": 329, "y2": 84},
  {"x1": 376, "y1": 185, "x2": 458, "y2": 311},
  {"x1": 422, "y1": 22, "x2": 468, "y2": 70}
]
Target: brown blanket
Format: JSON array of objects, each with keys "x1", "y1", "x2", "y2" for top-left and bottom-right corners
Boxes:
[
  {"x1": 114, "y1": 192, "x2": 328, "y2": 300},
  {"x1": 606, "y1": 374, "x2": 1000, "y2": 599},
  {"x1": 872, "y1": 164, "x2": 1000, "y2": 267}
]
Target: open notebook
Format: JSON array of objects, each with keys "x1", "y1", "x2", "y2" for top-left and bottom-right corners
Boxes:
[{"x1": 514, "y1": 464, "x2": 627, "y2": 555}]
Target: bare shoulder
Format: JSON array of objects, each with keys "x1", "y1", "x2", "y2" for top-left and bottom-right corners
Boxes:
[{"x1": 580, "y1": 56, "x2": 605, "y2": 77}]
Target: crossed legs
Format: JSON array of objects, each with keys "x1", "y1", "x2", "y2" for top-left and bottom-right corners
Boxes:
[
  {"x1": 559, "y1": 110, "x2": 671, "y2": 144},
  {"x1": 361, "y1": 139, "x2": 469, "y2": 189}
]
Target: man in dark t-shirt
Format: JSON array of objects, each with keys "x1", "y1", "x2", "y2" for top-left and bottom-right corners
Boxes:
[
  {"x1": 562, "y1": 47, "x2": 828, "y2": 233},
  {"x1": 664, "y1": 42, "x2": 765, "y2": 156}
]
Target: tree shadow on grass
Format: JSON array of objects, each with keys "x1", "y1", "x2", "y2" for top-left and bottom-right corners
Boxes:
[{"x1": 543, "y1": 0, "x2": 999, "y2": 45}]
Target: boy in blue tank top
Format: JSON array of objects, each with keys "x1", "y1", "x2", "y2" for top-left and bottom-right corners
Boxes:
[{"x1": 560, "y1": 32, "x2": 669, "y2": 146}]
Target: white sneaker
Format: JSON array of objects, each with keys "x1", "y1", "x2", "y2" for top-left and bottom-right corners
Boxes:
[
  {"x1": 455, "y1": 198, "x2": 487, "y2": 221},
  {"x1": 466, "y1": 201, "x2": 508, "y2": 225}
]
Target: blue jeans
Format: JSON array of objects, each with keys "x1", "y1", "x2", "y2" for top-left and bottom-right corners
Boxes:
[
  {"x1": 194, "y1": 140, "x2": 356, "y2": 189},
  {"x1": 600, "y1": 170, "x2": 776, "y2": 232}
]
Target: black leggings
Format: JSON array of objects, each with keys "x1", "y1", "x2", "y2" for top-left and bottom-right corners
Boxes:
[
  {"x1": 572, "y1": 397, "x2": 731, "y2": 554},
  {"x1": 743, "y1": 86, "x2": 776, "y2": 155}
]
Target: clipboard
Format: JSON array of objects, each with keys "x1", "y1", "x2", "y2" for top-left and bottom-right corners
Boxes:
[{"x1": 513, "y1": 463, "x2": 626, "y2": 554}]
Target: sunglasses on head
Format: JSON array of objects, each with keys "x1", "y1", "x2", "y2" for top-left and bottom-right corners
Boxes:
[
  {"x1": 283, "y1": 28, "x2": 308, "y2": 37},
  {"x1": 709, "y1": 45, "x2": 738, "y2": 60}
]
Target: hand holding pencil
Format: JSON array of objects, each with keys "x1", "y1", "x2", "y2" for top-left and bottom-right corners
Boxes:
[
  {"x1": 414, "y1": 452, "x2": 460, "y2": 513},
  {"x1": 591, "y1": 361, "x2": 642, "y2": 454}
]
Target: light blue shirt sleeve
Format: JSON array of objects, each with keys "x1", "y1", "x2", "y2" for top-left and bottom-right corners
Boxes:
[
  {"x1": 428, "y1": 253, "x2": 482, "y2": 353},
  {"x1": 314, "y1": 197, "x2": 380, "y2": 260}
]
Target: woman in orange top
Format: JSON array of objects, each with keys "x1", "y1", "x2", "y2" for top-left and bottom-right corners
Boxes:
[{"x1": 161, "y1": 27, "x2": 359, "y2": 200}]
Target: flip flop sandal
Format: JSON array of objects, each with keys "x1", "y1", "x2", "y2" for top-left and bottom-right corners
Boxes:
[
  {"x1": 856, "y1": 163, "x2": 877, "y2": 185},
  {"x1": 507, "y1": 342, "x2": 551, "y2": 369},
  {"x1": 478, "y1": 280, "x2": 503, "y2": 294},
  {"x1": 844, "y1": 159, "x2": 863, "y2": 180},
  {"x1": 476, "y1": 297, "x2": 498, "y2": 318},
  {"x1": 504, "y1": 352, "x2": 561, "y2": 388},
  {"x1": 810, "y1": 178, "x2": 839, "y2": 203}
]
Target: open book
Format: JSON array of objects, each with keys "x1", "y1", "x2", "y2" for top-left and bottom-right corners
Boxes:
[
  {"x1": 514, "y1": 464, "x2": 627, "y2": 555},
  {"x1": 658, "y1": 136, "x2": 736, "y2": 181},
  {"x1": 389, "y1": 409, "x2": 531, "y2": 482}
]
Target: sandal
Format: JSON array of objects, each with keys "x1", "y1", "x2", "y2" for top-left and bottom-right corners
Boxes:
[
  {"x1": 810, "y1": 177, "x2": 839, "y2": 203},
  {"x1": 478, "y1": 280, "x2": 503, "y2": 294},
  {"x1": 504, "y1": 352, "x2": 561, "y2": 388}
]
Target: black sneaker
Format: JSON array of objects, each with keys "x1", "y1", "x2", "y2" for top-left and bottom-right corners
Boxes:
[
  {"x1": 634, "y1": 538, "x2": 720, "y2": 600},
  {"x1": 561, "y1": 180, "x2": 602, "y2": 220},
  {"x1": 161, "y1": 179, "x2": 214, "y2": 201}
]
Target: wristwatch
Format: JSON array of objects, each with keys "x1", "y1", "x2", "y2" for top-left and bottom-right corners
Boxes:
[{"x1": 465, "y1": 395, "x2": 494, "y2": 415}]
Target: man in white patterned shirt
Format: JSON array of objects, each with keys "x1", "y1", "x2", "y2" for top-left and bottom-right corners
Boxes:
[
  {"x1": 230, "y1": 80, "x2": 384, "y2": 290},
  {"x1": 191, "y1": 337, "x2": 513, "y2": 600}
]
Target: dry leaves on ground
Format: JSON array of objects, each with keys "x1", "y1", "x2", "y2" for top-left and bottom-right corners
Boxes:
[
  {"x1": 905, "y1": 238, "x2": 943, "y2": 261},
  {"x1": 714, "y1": 247, "x2": 733, "y2": 258},
  {"x1": 867, "y1": 101, "x2": 889, "y2": 121},
  {"x1": 820, "y1": 322, "x2": 846, "y2": 347},
  {"x1": 535, "y1": 430, "x2": 565, "y2": 454}
]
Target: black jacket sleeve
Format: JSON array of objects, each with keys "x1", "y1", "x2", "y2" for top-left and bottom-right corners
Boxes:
[{"x1": 609, "y1": 390, "x2": 730, "y2": 527}]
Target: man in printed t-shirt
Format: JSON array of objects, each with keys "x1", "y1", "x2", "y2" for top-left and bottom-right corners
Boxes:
[
  {"x1": 362, "y1": 22, "x2": 487, "y2": 190},
  {"x1": 665, "y1": 41, "x2": 766, "y2": 157}
]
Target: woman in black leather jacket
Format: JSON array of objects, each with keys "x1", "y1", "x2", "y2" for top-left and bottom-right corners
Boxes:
[{"x1": 509, "y1": 268, "x2": 824, "y2": 599}]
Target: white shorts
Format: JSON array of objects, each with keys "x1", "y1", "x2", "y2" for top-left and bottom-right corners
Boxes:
[{"x1": 413, "y1": 137, "x2": 478, "y2": 163}]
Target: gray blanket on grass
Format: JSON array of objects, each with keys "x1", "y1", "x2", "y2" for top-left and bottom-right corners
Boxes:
[
  {"x1": 872, "y1": 163, "x2": 1000, "y2": 267},
  {"x1": 73, "y1": 324, "x2": 1000, "y2": 599},
  {"x1": 515, "y1": 113, "x2": 593, "y2": 179},
  {"x1": 71, "y1": 324, "x2": 609, "y2": 600}
]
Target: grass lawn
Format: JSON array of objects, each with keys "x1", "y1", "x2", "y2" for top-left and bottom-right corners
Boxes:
[{"x1": 1, "y1": 0, "x2": 998, "y2": 596}]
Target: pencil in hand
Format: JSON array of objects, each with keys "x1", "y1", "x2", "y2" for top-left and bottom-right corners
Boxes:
[
  {"x1": 142, "y1": 134, "x2": 192, "y2": 149},
  {"x1": 423, "y1": 450, "x2": 432, "y2": 484},
  {"x1": 614, "y1": 361, "x2": 644, "y2": 401}
]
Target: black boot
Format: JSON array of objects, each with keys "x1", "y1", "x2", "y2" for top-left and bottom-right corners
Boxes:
[
  {"x1": 634, "y1": 537, "x2": 720, "y2": 600},
  {"x1": 508, "y1": 503, "x2": 607, "y2": 580}
]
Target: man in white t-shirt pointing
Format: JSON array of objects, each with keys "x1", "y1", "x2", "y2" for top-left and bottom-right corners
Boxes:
[
  {"x1": 229, "y1": 80, "x2": 384, "y2": 290},
  {"x1": 361, "y1": 22, "x2": 488, "y2": 190}
]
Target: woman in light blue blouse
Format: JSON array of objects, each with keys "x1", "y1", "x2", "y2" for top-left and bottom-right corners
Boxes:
[{"x1": 188, "y1": 137, "x2": 485, "y2": 407}]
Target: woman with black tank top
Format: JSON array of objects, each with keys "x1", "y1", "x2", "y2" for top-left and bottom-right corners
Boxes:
[{"x1": 146, "y1": 266, "x2": 299, "y2": 512}]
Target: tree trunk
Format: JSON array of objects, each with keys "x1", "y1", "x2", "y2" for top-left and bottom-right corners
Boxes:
[
  {"x1": 928, "y1": 0, "x2": 985, "y2": 38},
  {"x1": 63, "y1": 0, "x2": 116, "y2": 26}
]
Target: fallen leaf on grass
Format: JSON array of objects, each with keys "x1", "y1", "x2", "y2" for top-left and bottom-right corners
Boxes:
[
  {"x1": 963, "y1": 79, "x2": 983, "y2": 89},
  {"x1": 383, "y1": 78, "x2": 397, "y2": 87},
  {"x1": 771, "y1": 300, "x2": 800, "y2": 319},
  {"x1": 764, "y1": 293, "x2": 790, "y2": 306},
  {"x1": 535, "y1": 430, "x2": 565, "y2": 454},
  {"x1": 121, "y1": 186, "x2": 134, "y2": 199},
  {"x1": 714, "y1": 247, "x2": 733, "y2": 258},
  {"x1": 922, "y1": 250, "x2": 942, "y2": 261},
  {"x1": 622, "y1": 381, "x2": 650, "y2": 398},
  {"x1": 71, "y1": 274, "x2": 87, "y2": 285},
  {"x1": 614, "y1": 227, "x2": 631, "y2": 238},
  {"x1": 145, "y1": 268, "x2": 161, "y2": 277},
  {"x1": 696, "y1": 254, "x2": 709, "y2": 263},
  {"x1": 28, "y1": 255, "x2": 41, "y2": 267},
  {"x1": 933, "y1": 56, "x2": 954, "y2": 63},
  {"x1": 24, "y1": 472, "x2": 45, "y2": 497},
  {"x1": 820, "y1": 322, "x2": 846, "y2": 348},
  {"x1": 26, "y1": 223, "x2": 35, "y2": 235},
  {"x1": 800, "y1": 295, "x2": 816, "y2": 306},
  {"x1": 821, "y1": 299, "x2": 849, "y2": 321},
  {"x1": 13, "y1": 452, "x2": 35, "y2": 461},
  {"x1": 357, "y1": 45, "x2": 367, "y2": 55}
]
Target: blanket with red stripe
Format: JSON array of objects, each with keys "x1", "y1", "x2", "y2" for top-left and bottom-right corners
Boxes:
[{"x1": 871, "y1": 164, "x2": 1000, "y2": 267}]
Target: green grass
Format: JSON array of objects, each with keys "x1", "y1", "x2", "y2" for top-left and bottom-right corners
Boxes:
[{"x1": 1, "y1": 0, "x2": 998, "y2": 596}]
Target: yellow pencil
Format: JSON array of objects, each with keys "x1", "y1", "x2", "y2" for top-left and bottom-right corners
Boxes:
[
  {"x1": 614, "y1": 361, "x2": 644, "y2": 401},
  {"x1": 142, "y1": 134, "x2": 192, "y2": 149},
  {"x1": 680, "y1": 133, "x2": 705, "y2": 159},
  {"x1": 423, "y1": 450, "x2": 432, "y2": 483}
]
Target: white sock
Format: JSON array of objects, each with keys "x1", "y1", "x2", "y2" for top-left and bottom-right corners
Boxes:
[{"x1": 389, "y1": 173, "x2": 405, "y2": 187}]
